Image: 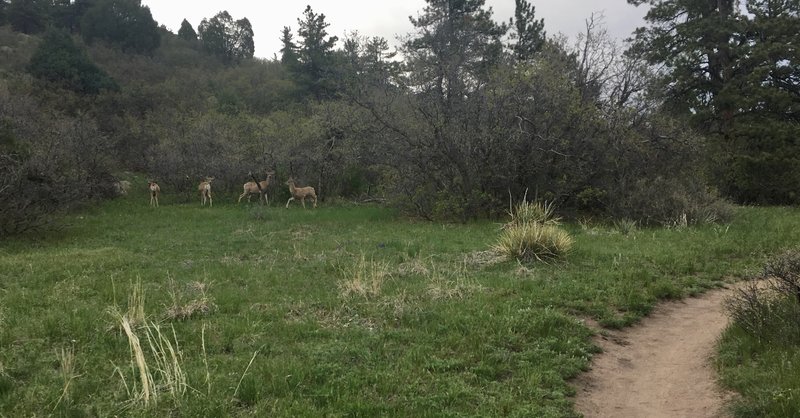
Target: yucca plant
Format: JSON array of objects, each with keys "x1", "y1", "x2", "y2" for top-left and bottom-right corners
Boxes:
[
  {"x1": 506, "y1": 199, "x2": 561, "y2": 228},
  {"x1": 493, "y1": 221, "x2": 573, "y2": 262}
]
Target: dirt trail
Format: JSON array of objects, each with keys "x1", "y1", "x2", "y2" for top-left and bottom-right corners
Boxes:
[{"x1": 574, "y1": 287, "x2": 735, "y2": 418}]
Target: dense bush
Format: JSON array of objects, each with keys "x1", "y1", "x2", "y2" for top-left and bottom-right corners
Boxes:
[
  {"x1": 724, "y1": 250, "x2": 800, "y2": 345},
  {"x1": 0, "y1": 81, "x2": 115, "y2": 237},
  {"x1": 27, "y1": 28, "x2": 118, "y2": 94}
]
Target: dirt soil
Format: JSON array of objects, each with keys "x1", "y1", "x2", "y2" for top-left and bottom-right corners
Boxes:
[{"x1": 574, "y1": 287, "x2": 736, "y2": 418}]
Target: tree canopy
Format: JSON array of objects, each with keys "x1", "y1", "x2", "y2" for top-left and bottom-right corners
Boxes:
[
  {"x1": 628, "y1": 0, "x2": 800, "y2": 204},
  {"x1": 198, "y1": 11, "x2": 255, "y2": 64},
  {"x1": 80, "y1": 0, "x2": 160, "y2": 54}
]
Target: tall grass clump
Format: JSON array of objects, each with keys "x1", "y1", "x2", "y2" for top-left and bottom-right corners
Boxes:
[
  {"x1": 505, "y1": 199, "x2": 561, "y2": 227},
  {"x1": 336, "y1": 253, "x2": 391, "y2": 299},
  {"x1": 109, "y1": 280, "x2": 186, "y2": 407},
  {"x1": 495, "y1": 200, "x2": 573, "y2": 262},
  {"x1": 53, "y1": 345, "x2": 79, "y2": 411}
]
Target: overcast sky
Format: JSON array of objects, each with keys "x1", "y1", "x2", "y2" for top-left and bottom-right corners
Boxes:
[{"x1": 141, "y1": 1, "x2": 649, "y2": 59}]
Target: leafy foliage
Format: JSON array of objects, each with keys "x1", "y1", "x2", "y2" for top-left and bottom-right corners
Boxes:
[
  {"x1": 198, "y1": 11, "x2": 254, "y2": 64},
  {"x1": 293, "y1": 5, "x2": 339, "y2": 99},
  {"x1": 27, "y1": 28, "x2": 118, "y2": 94},
  {"x1": 7, "y1": 0, "x2": 48, "y2": 34},
  {"x1": 80, "y1": 0, "x2": 160, "y2": 54},
  {"x1": 628, "y1": 0, "x2": 800, "y2": 204},
  {"x1": 177, "y1": 18, "x2": 197, "y2": 42}
]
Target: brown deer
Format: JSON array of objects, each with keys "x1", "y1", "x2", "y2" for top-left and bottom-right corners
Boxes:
[
  {"x1": 238, "y1": 171, "x2": 274, "y2": 205},
  {"x1": 285, "y1": 177, "x2": 317, "y2": 209},
  {"x1": 148, "y1": 180, "x2": 160, "y2": 207},
  {"x1": 198, "y1": 177, "x2": 214, "y2": 207}
]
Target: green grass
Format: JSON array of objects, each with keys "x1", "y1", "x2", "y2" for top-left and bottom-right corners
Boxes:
[
  {"x1": 2, "y1": 191, "x2": 800, "y2": 416},
  {"x1": 717, "y1": 325, "x2": 800, "y2": 417}
]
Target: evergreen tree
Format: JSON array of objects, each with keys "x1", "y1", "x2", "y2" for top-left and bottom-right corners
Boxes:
[
  {"x1": 628, "y1": 0, "x2": 800, "y2": 203},
  {"x1": 0, "y1": 0, "x2": 10, "y2": 26},
  {"x1": 27, "y1": 28, "x2": 118, "y2": 94},
  {"x1": 178, "y1": 18, "x2": 197, "y2": 42},
  {"x1": 405, "y1": 0, "x2": 507, "y2": 105},
  {"x1": 198, "y1": 11, "x2": 255, "y2": 64},
  {"x1": 510, "y1": 0, "x2": 546, "y2": 61},
  {"x1": 80, "y1": 0, "x2": 161, "y2": 54},
  {"x1": 295, "y1": 5, "x2": 338, "y2": 99},
  {"x1": 8, "y1": 0, "x2": 49, "y2": 34},
  {"x1": 279, "y1": 26, "x2": 299, "y2": 70}
]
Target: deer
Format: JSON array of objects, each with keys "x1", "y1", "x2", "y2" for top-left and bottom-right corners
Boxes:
[
  {"x1": 148, "y1": 180, "x2": 160, "y2": 207},
  {"x1": 198, "y1": 177, "x2": 214, "y2": 207},
  {"x1": 238, "y1": 171, "x2": 275, "y2": 205},
  {"x1": 285, "y1": 177, "x2": 317, "y2": 209}
]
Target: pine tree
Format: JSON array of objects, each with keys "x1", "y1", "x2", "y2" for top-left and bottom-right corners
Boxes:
[
  {"x1": 178, "y1": 18, "x2": 197, "y2": 42},
  {"x1": 80, "y1": 0, "x2": 160, "y2": 54},
  {"x1": 628, "y1": 0, "x2": 800, "y2": 204},
  {"x1": 279, "y1": 26, "x2": 299, "y2": 69},
  {"x1": 510, "y1": 0, "x2": 545, "y2": 61},
  {"x1": 295, "y1": 5, "x2": 338, "y2": 99},
  {"x1": 27, "y1": 28, "x2": 118, "y2": 94},
  {"x1": 8, "y1": 0, "x2": 49, "y2": 34}
]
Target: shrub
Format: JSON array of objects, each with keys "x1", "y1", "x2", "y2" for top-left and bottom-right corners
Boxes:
[
  {"x1": 493, "y1": 221, "x2": 573, "y2": 262},
  {"x1": 724, "y1": 250, "x2": 800, "y2": 345}
]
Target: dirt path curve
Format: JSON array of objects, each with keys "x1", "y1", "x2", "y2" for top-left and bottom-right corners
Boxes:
[{"x1": 574, "y1": 286, "x2": 735, "y2": 418}]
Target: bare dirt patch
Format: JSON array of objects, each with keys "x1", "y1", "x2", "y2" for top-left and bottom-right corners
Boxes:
[{"x1": 574, "y1": 287, "x2": 736, "y2": 418}]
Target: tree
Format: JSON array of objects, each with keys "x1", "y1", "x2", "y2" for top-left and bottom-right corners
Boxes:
[
  {"x1": 0, "y1": 0, "x2": 10, "y2": 26},
  {"x1": 178, "y1": 18, "x2": 197, "y2": 42},
  {"x1": 355, "y1": 0, "x2": 509, "y2": 219},
  {"x1": 27, "y1": 28, "x2": 118, "y2": 94},
  {"x1": 510, "y1": 0, "x2": 546, "y2": 61},
  {"x1": 295, "y1": 5, "x2": 338, "y2": 99},
  {"x1": 198, "y1": 11, "x2": 255, "y2": 64},
  {"x1": 628, "y1": 0, "x2": 800, "y2": 203},
  {"x1": 279, "y1": 26, "x2": 299, "y2": 69},
  {"x1": 81, "y1": 0, "x2": 161, "y2": 54},
  {"x1": 7, "y1": 0, "x2": 49, "y2": 34}
]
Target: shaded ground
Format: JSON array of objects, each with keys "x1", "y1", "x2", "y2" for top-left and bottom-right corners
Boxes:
[{"x1": 574, "y1": 287, "x2": 735, "y2": 418}]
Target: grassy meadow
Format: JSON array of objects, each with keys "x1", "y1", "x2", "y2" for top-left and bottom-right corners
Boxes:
[{"x1": 2, "y1": 188, "x2": 800, "y2": 416}]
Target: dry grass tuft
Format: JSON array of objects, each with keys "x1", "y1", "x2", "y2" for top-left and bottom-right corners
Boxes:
[
  {"x1": 337, "y1": 254, "x2": 391, "y2": 299},
  {"x1": 426, "y1": 262, "x2": 485, "y2": 301},
  {"x1": 397, "y1": 258, "x2": 431, "y2": 276},
  {"x1": 143, "y1": 323, "x2": 187, "y2": 399},
  {"x1": 165, "y1": 280, "x2": 216, "y2": 320},
  {"x1": 110, "y1": 308, "x2": 155, "y2": 406},
  {"x1": 52, "y1": 345, "x2": 80, "y2": 411}
]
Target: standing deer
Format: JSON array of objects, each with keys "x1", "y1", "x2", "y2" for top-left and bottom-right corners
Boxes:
[
  {"x1": 285, "y1": 177, "x2": 317, "y2": 209},
  {"x1": 238, "y1": 171, "x2": 274, "y2": 205},
  {"x1": 198, "y1": 177, "x2": 214, "y2": 207},
  {"x1": 148, "y1": 180, "x2": 160, "y2": 207}
]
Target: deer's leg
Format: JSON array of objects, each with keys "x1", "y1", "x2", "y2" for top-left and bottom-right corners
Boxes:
[
  {"x1": 209, "y1": 191, "x2": 212, "y2": 207},
  {"x1": 286, "y1": 197, "x2": 294, "y2": 208}
]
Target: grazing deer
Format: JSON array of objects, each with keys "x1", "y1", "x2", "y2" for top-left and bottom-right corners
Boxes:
[
  {"x1": 198, "y1": 177, "x2": 214, "y2": 207},
  {"x1": 148, "y1": 181, "x2": 160, "y2": 207},
  {"x1": 285, "y1": 177, "x2": 317, "y2": 209},
  {"x1": 238, "y1": 171, "x2": 274, "y2": 205},
  {"x1": 114, "y1": 180, "x2": 131, "y2": 196}
]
